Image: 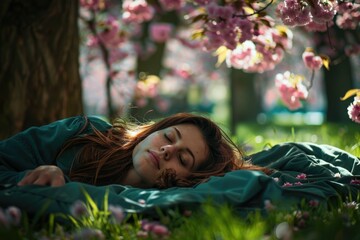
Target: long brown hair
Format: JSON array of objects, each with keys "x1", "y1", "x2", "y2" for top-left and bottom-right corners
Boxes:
[{"x1": 60, "y1": 113, "x2": 270, "y2": 188}]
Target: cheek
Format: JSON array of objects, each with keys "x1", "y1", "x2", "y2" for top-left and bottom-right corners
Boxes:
[{"x1": 173, "y1": 167, "x2": 191, "y2": 179}]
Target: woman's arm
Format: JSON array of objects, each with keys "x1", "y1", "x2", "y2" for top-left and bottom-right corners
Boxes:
[{"x1": 0, "y1": 116, "x2": 87, "y2": 185}]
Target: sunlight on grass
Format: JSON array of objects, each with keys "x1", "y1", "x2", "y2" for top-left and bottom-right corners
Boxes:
[{"x1": 235, "y1": 123, "x2": 360, "y2": 156}]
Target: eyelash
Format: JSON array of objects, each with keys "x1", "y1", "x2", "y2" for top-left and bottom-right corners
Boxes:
[
  {"x1": 164, "y1": 133, "x2": 186, "y2": 166},
  {"x1": 164, "y1": 133, "x2": 172, "y2": 142}
]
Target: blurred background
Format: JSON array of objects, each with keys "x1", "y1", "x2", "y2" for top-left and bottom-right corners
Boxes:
[{"x1": 0, "y1": 0, "x2": 359, "y2": 141}]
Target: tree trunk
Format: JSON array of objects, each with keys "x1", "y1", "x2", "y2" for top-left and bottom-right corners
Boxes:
[
  {"x1": 230, "y1": 69, "x2": 261, "y2": 133},
  {"x1": 323, "y1": 57, "x2": 354, "y2": 122},
  {"x1": 130, "y1": 11, "x2": 182, "y2": 122},
  {"x1": 0, "y1": 0, "x2": 82, "y2": 139}
]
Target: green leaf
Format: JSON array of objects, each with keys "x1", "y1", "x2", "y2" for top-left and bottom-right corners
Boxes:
[{"x1": 81, "y1": 188, "x2": 98, "y2": 213}]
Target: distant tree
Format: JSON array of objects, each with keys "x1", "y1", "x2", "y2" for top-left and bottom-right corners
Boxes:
[{"x1": 0, "y1": 0, "x2": 82, "y2": 139}]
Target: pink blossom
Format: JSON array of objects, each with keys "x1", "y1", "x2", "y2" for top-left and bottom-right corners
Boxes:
[
  {"x1": 276, "y1": 0, "x2": 312, "y2": 26},
  {"x1": 282, "y1": 182, "x2": 293, "y2": 187},
  {"x1": 97, "y1": 17, "x2": 126, "y2": 48},
  {"x1": 350, "y1": 179, "x2": 360, "y2": 185},
  {"x1": 294, "y1": 182, "x2": 303, "y2": 186},
  {"x1": 203, "y1": 9, "x2": 253, "y2": 50},
  {"x1": 150, "y1": 23, "x2": 173, "y2": 43},
  {"x1": 302, "y1": 51, "x2": 323, "y2": 70},
  {"x1": 275, "y1": 71, "x2": 309, "y2": 110},
  {"x1": 5, "y1": 206, "x2": 21, "y2": 226},
  {"x1": 264, "y1": 200, "x2": 276, "y2": 211},
  {"x1": 310, "y1": 0, "x2": 336, "y2": 24},
  {"x1": 73, "y1": 228, "x2": 105, "y2": 240},
  {"x1": 304, "y1": 20, "x2": 334, "y2": 32},
  {"x1": 80, "y1": 0, "x2": 106, "y2": 10},
  {"x1": 296, "y1": 173, "x2": 307, "y2": 179},
  {"x1": 225, "y1": 24, "x2": 292, "y2": 73},
  {"x1": 336, "y1": 2, "x2": 360, "y2": 30},
  {"x1": 86, "y1": 35, "x2": 99, "y2": 48},
  {"x1": 152, "y1": 224, "x2": 170, "y2": 236},
  {"x1": 194, "y1": 0, "x2": 212, "y2": 6},
  {"x1": 122, "y1": 0, "x2": 154, "y2": 24},
  {"x1": 309, "y1": 199, "x2": 320, "y2": 207},
  {"x1": 207, "y1": 3, "x2": 234, "y2": 19},
  {"x1": 347, "y1": 96, "x2": 360, "y2": 123},
  {"x1": 159, "y1": 0, "x2": 186, "y2": 11},
  {"x1": 226, "y1": 41, "x2": 258, "y2": 70},
  {"x1": 109, "y1": 205, "x2": 125, "y2": 223},
  {"x1": 141, "y1": 220, "x2": 170, "y2": 237},
  {"x1": 70, "y1": 200, "x2": 89, "y2": 218},
  {"x1": 109, "y1": 49, "x2": 128, "y2": 64}
]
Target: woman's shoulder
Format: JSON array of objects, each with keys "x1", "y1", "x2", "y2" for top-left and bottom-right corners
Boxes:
[{"x1": 83, "y1": 115, "x2": 112, "y2": 132}]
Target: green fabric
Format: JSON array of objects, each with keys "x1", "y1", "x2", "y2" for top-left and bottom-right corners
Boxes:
[
  {"x1": 0, "y1": 117, "x2": 359, "y2": 217},
  {"x1": 0, "y1": 115, "x2": 111, "y2": 184}
]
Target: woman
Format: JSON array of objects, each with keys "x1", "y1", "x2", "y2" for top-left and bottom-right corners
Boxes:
[{"x1": 0, "y1": 113, "x2": 268, "y2": 189}]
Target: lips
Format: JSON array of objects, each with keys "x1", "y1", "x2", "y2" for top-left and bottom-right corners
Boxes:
[{"x1": 148, "y1": 150, "x2": 160, "y2": 170}]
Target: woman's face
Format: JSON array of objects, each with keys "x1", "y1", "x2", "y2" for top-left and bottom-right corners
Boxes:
[{"x1": 129, "y1": 124, "x2": 208, "y2": 188}]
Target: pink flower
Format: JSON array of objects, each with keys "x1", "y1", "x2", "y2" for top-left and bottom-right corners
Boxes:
[
  {"x1": 294, "y1": 182, "x2": 303, "y2": 186},
  {"x1": 304, "y1": 20, "x2": 334, "y2": 32},
  {"x1": 302, "y1": 51, "x2": 323, "y2": 70},
  {"x1": 152, "y1": 224, "x2": 170, "y2": 236},
  {"x1": 97, "y1": 17, "x2": 126, "y2": 48},
  {"x1": 310, "y1": 0, "x2": 336, "y2": 24},
  {"x1": 282, "y1": 182, "x2": 293, "y2": 187},
  {"x1": 149, "y1": 23, "x2": 173, "y2": 43},
  {"x1": 347, "y1": 97, "x2": 360, "y2": 123},
  {"x1": 159, "y1": 0, "x2": 185, "y2": 11},
  {"x1": 80, "y1": 0, "x2": 106, "y2": 10},
  {"x1": 309, "y1": 199, "x2": 320, "y2": 207},
  {"x1": 206, "y1": 3, "x2": 234, "y2": 19},
  {"x1": 275, "y1": 71, "x2": 308, "y2": 110},
  {"x1": 350, "y1": 179, "x2": 360, "y2": 185},
  {"x1": 109, "y1": 205, "x2": 125, "y2": 223},
  {"x1": 70, "y1": 200, "x2": 89, "y2": 218},
  {"x1": 5, "y1": 206, "x2": 21, "y2": 226},
  {"x1": 264, "y1": 200, "x2": 276, "y2": 211},
  {"x1": 276, "y1": 0, "x2": 311, "y2": 26},
  {"x1": 122, "y1": 0, "x2": 154, "y2": 24},
  {"x1": 73, "y1": 228, "x2": 105, "y2": 240},
  {"x1": 296, "y1": 173, "x2": 307, "y2": 179}
]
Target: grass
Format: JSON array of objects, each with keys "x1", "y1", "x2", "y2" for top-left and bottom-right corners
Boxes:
[{"x1": 0, "y1": 122, "x2": 359, "y2": 239}]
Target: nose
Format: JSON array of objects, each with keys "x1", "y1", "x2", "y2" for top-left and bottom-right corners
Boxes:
[{"x1": 160, "y1": 145, "x2": 177, "y2": 161}]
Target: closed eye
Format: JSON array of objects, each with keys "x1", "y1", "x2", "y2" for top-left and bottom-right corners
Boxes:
[
  {"x1": 179, "y1": 154, "x2": 186, "y2": 166},
  {"x1": 164, "y1": 133, "x2": 172, "y2": 143}
]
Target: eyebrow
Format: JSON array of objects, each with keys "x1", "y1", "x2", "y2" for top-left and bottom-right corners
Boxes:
[{"x1": 173, "y1": 127, "x2": 195, "y2": 169}]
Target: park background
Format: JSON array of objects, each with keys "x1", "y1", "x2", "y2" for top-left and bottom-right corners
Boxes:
[
  {"x1": 0, "y1": 0, "x2": 360, "y2": 239},
  {"x1": 0, "y1": 0, "x2": 359, "y2": 140}
]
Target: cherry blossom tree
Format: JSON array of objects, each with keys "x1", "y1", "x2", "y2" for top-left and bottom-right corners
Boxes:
[{"x1": 79, "y1": 0, "x2": 360, "y2": 123}]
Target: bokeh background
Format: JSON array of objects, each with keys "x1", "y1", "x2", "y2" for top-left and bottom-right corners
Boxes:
[{"x1": 0, "y1": 0, "x2": 359, "y2": 140}]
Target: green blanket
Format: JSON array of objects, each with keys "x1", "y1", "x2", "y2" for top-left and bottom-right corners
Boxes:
[{"x1": 0, "y1": 142, "x2": 359, "y2": 216}]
